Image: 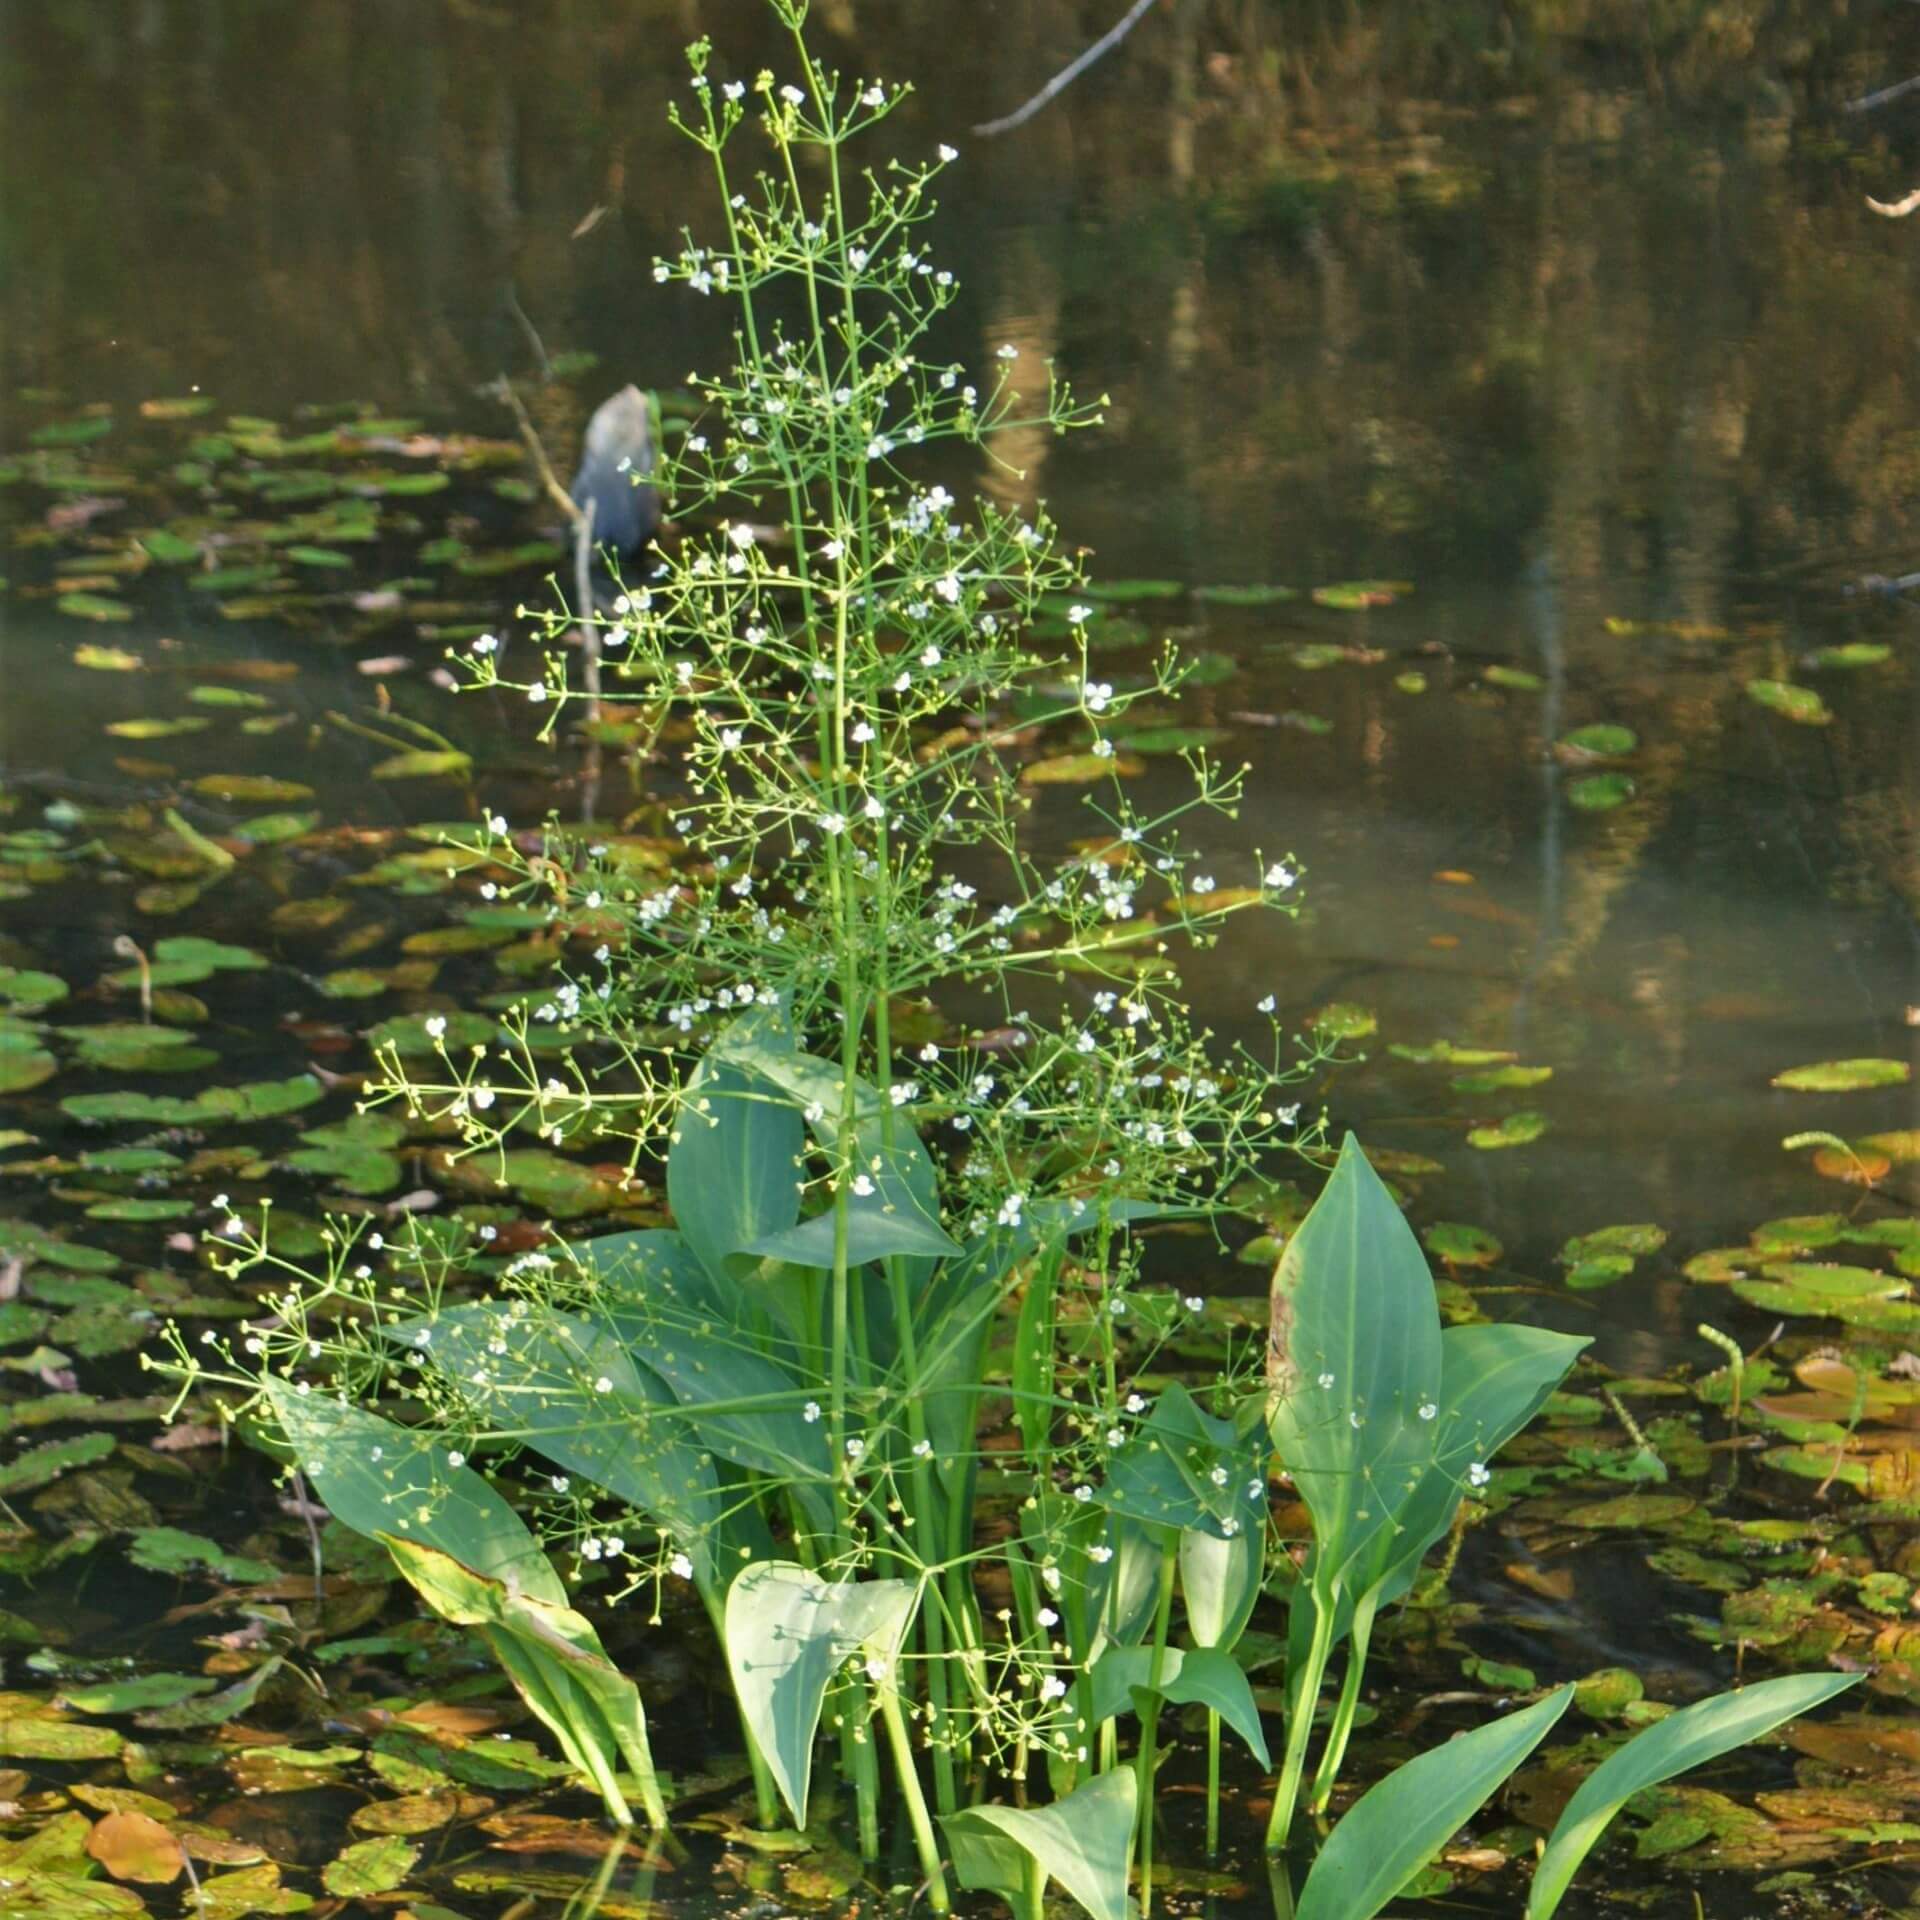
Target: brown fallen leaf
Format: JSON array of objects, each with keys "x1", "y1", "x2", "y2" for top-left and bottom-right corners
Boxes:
[{"x1": 87, "y1": 1810, "x2": 185, "y2": 1884}]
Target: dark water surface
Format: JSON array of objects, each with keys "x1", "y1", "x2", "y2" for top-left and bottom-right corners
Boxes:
[{"x1": 4, "y1": 3, "x2": 1920, "y2": 1914}]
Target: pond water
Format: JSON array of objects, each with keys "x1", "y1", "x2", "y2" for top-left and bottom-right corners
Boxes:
[{"x1": 3, "y1": 3, "x2": 1920, "y2": 1916}]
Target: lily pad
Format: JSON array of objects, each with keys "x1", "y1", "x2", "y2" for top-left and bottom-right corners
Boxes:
[
  {"x1": 1558, "y1": 723, "x2": 1638, "y2": 757},
  {"x1": 1422, "y1": 1222, "x2": 1503, "y2": 1268},
  {"x1": 1746, "y1": 680, "x2": 1832, "y2": 726},
  {"x1": 1568, "y1": 772, "x2": 1635, "y2": 811},
  {"x1": 1467, "y1": 1110, "x2": 1548, "y2": 1151},
  {"x1": 1772, "y1": 1059, "x2": 1910, "y2": 1093}
]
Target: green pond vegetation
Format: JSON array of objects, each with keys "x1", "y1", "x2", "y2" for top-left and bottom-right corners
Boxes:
[{"x1": 0, "y1": 5, "x2": 1917, "y2": 1920}]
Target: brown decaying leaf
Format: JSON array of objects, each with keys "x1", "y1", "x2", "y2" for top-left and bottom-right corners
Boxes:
[{"x1": 87, "y1": 1810, "x2": 185, "y2": 1884}]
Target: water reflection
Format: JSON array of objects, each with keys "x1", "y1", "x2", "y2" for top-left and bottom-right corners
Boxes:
[{"x1": 2, "y1": 0, "x2": 1917, "y2": 1336}]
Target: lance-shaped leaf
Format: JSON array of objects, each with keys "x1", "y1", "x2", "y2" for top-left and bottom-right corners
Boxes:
[
  {"x1": 1089, "y1": 1644, "x2": 1271, "y2": 1766},
  {"x1": 1267, "y1": 1135, "x2": 1442, "y2": 1597},
  {"x1": 384, "y1": 1537, "x2": 666, "y2": 1828},
  {"x1": 943, "y1": 1765, "x2": 1137, "y2": 1920},
  {"x1": 1296, "y1": 1686, "x2": 1574, "y2": 1920},
  {"x1": 579, "y1": 1229, "x2": 836, "y2": 1533},
  {"x1": 1528, "y1": 1673, "x2": 1861, "y2": 1918},
  {"x1": 1289, "y1": 1321, "x2": 1588, "y2": 1668},
  {"x1": 402, "y1": 1303, "x2": 745, "y2": 1587},
  {"x1": 723, "y1": 1561, "x2": 918, "y2": 1826},
  {"x1": 723, "y1": 1037, "x2": 960, "y2": 1267},
  {"x1": 264, "y1": 1383, "x2": 661, "y2": 1824},
  {"x1": 1099, "y1": 1383, "x2": 1268, "y2": 1541},
  {"x1": 1180, "y1": 1518, "x2": 1264, "y2": 1652},
  {"x1": 669, "y1": 1016, "x2": 804, "y2": 1283}
]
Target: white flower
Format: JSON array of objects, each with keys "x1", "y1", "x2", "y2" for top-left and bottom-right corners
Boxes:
[
  {"x1": 851, "y1": 720, "x2": 875, "y2": 743},
  {"x1": 472, "y1": 633, "x2": 498, "y2": 654},
  {"x1": 862, "y1": 84, "x2": 885, "y2": 107},
  {"x1": 1467, "y1": 1461, "x2": 1492, "y2": 1489},
  {"x1": 424, "y1": 1015, "x2": 447, "y2": 1040},
  {"x1": 1191, "y1": 875, "x2": 1215, "y2": 896},
  {"x1": 447, "y1": 1451, "x2": 466, "y2": 1469},
  {"x1": 728, "y1": 522, "x2": 757, "y2": 550},
  {"x1": 780, "y1": 83, "x2": 804, "y2": 105},
  {"x1": 1089, "y1": 1543, "x2": 1114, "y2": 1564},
  {"x1": 1257, "y1": 994, "x2": 1277, "y2": 1014},
  {"x1": 846, "y1": 1437, "x2": 865, "y2": 1458},
  {"x1": 1419, "y1": 1402, "x2": 1438, "y2": 1421},
  {"x1": 1265, "y1": 862, "x2": 1298, "y2": 891},
  {"x1": 920, "y1": 645, "x2": 941, "y2": 667},
  {"x1": 851, "y1": 1173, "x2": 876, "y2": 1197},
  {"x1": 819, "y1": 812, "x2": 847, "y2": 836},
  {"x1": 997, "y1": 1193, "x2": 1025, "y2": 1227},
  {"x1": 997, "y1": 344, "x2": 1019, "y2": 360},
  {"x1": 912, "y1": 1438, "x2": 933, "y2": 1458},
  {"x1": 864, "y1": 795, "x2": 886, "y2": 820},
  {"x1": 1040, "y1": 1675, "x2": 1069, "y2": 1701},
  {"x1": 1066, "y1": 604, "x2": 1092, "y2": 626},
  {"x1": 593, "y1": 1375, "x2": 614, "y2": 1394},
  {"x1": 670, "y1": 1552, "x2": 693, "y2": 1579},
  {"x1": 1125, "y1": 1392, "x2": 1146, "y2": 1414},
  {"x1": 1107, "y1": 1428, "x2": 1126, "y2": 1449},
  {"x1": 720, "y1": 728, "x2": 743, "y2": 750},
  {"x1": 470, "y1": 1087, "x2": 495, "y2": 1111},
  {"x1": 1318, "y1": 1372, "x2": 1336, "y2": 1390},
  {"x1": 550, "y1": 1475, "x2": 571, "y2": 1493},
  {"x1": 1072, "y1": 1484, "x2": 1093, "y2": 1503},
  {"x1": 1184, "y1": 1294, "x2": 1204, "y2": 1312},
  {"x1": 527, "y1": 684, "x2": 547, "y2": 703},
  {"x1": 804, "y1": 1400, "x2": 822, "y2": 1423},
  {"x1": 724, "y1": 81, "x2": 745, "y2": 102},
  {"x1": 938, "y1": 143, "x2": 958, "y2": 162},
  {"x1": 1082, "y1": 679, "x2": 1112, "y2": 713}
]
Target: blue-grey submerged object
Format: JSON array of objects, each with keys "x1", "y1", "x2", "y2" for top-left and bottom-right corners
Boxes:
[{"x1": 570, "y1": 385, "x2": 658, "y2": 571}]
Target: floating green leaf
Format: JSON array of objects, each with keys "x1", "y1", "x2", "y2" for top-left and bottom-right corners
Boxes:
[
  {"x1": 1468, "y1": 1110, "x2": 1548, "y2": 1150},
  {"x1": 1772, "y1": 1058, "x2": 1910, "y2": 1093},
  {"x1": 1568, "y1": 773, "x2": 1635, "y2": 811},
  {"x1": 1746, "y1": 679, "x2": 1832, "y2": 726},
  {"x1": 1558, "y1": 724, "x2": 1637, "y2": 757}
]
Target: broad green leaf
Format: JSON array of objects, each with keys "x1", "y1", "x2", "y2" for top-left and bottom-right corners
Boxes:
[
  {"x1": 669, "y1": 1018, "x2": 803, "y2": 1283},
  {"x1": 1267, "y1": 1136, "x2": 1442, "y2": 1594},
  {"x1": 1089, "y1": 1644, "x2": 1271, "y2": 1765},
  {"x1": 1180, "y1": 1515, "x2": 1264, "y2": 1651},
  {"x1": 265, "y1": 1382, "x2": 560, "y2": 1601},
  {"x1": 1100, "y1": 1383, "x2": 1267, "y2": 1541},
  {"x1": 725, "y1": 1035, "x2": 959, "y2": 1268},
  {"x1": 1297, "y1": 1687, "x2": 1574, "y2": 1920},
  {"x1": 723, "y1": 1561, "x2": 917, "y2": 1825},
  {"x1": 944, "y1": 1766, "x2": 1137, "y2": 1920},
  {"x1": 1528, "y1": 1673, "x2": 1861, "y2": 1918},
  {"x1": 415, "y1": 1303, "x2": 734, "y2": 1585}
]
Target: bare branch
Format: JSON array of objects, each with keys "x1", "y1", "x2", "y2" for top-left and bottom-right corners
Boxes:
[
  {"x1": 972, "y1": 0, "x2": 1160, "y2": 138},
  {"x1": 1847, "y1": 72, "x2": 1920, "y2": 115},
  {"x1": 1868, "y1": 187, "x2": 1920, "y2": 218}
]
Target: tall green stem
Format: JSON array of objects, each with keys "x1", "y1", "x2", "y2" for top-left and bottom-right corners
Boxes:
[
  {"x1": 1266, "y1": 1590, "x2": 1335, "y2": 1853},
  {"x1": 877, "y1": 1672, "x2": 950, "y2": 1912},
  {"x1": 1135, "y1": 1539, "x2": 1178, "y2": 1918},
  {"x1": 1308, "y1": 1599, "x2": 1375, "y2": 1817}
]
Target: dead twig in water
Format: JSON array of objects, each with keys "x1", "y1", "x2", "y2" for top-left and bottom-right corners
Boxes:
[
  {"x1": 490, "y1": 375, "x2": 601, "y2": 702},
  {"x1": 1847, "y1": 72, "x2": 1920, "y2": 115},
  {"x1": 973, "y1": 0, "x2": 1160, "y2": 137}
]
